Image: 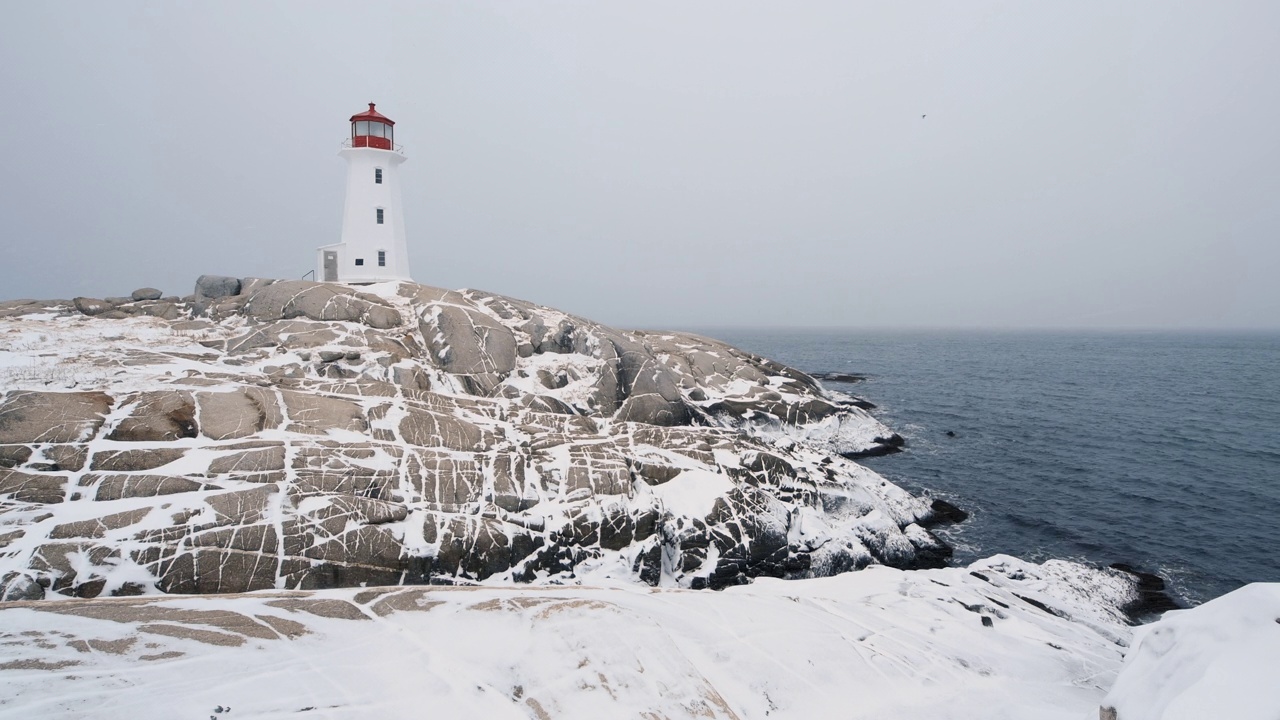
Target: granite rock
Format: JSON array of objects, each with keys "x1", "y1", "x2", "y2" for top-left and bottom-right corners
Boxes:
[{"x1": 0, "y1": 279, "x2": 959, "y2": 597}]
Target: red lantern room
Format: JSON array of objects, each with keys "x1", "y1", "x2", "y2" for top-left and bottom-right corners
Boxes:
[{"x1": 349, "y1": 102, "x2": 395, "y2": 150}]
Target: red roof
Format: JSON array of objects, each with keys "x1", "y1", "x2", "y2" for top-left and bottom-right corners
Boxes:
[{"x1": 349, "y1": 102, "x2": 395, "y2": 126}]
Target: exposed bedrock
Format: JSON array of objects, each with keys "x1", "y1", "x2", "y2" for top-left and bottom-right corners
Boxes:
[{"x1": 0, "y1": 278, "x2": 964, "y2": 599}]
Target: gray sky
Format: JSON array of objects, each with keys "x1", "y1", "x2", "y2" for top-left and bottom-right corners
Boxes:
[{"x1": 2, "y1": 2, "x2": 1278, "y2": 329}]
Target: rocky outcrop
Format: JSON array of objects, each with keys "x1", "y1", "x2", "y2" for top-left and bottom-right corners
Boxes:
[
  {"x1": 0, "y1": 278, "x2": 957, "y2": 600},
  {"x1": 244, "y1": 280, "x2": 401, "y2": 329}
]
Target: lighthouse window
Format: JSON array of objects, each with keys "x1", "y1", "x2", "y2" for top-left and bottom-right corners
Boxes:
[
  {"x1": 378, "y1": 251, "x2": 386, "y2": 267},
  {"x1": 355, "y1": 258, "x2": 365, "y2": 266},
  {"x1": 356, "y1": 120, "x2": 370, "y2": 136},
  {"x1": 376, "y1": 208, "x2": 384, "y2": 224},
  {"x1": 375, "y1": 168, "x2": 382, "y2": 184}
]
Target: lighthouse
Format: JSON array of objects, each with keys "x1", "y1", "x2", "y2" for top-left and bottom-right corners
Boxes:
[{"x1": 316, "y1": 103, "x2": 412, "y2": 283}]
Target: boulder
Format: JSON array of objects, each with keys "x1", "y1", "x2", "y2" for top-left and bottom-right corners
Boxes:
[
  {"x1": 72, "y1": 297, "x2": 113, "y2": 316},
  {"x1": 139, "y1": 302, "x2": 181, "y2": 320},
  {"x1": 195, "y1": 275, "x2": 242, "y2": 301},
  {"x1": 238, "y1": 277, "x2": 276, "y2": 296},
  {"x1": 131, "y1": 287, "x2": 163, "y2": 301}
]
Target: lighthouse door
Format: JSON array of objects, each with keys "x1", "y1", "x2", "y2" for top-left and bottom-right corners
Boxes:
[{"x1": 323, "y1": 251, "x2": 338, "y2": 281}]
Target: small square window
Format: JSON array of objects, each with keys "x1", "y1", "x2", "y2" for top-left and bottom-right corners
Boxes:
[
  {"x1": 375, "y1": 168, "x2": 383, "y2": 184},
  {"x1": 355, "y1": 258, "x2": 364, "y2": 266},
  {"x1": 376, "y1": 208, "x2": 384, "y2": 224},
  {"x1": 378, "y1": 250, "x2": 386, "y2": 267}
]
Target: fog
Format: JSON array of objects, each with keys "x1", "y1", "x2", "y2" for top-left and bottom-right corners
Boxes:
[{"x1": 2, "y1": 1, "x2": 1277, "y2": 329}]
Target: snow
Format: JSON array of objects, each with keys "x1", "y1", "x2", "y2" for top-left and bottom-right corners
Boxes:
[
  {"x1": 647, "y1": 468, "x2": 734, "y2": 519},
  {"x1": 0, "y1": 556, "x2": 1137, "y2": 719},
  {"x1": 16, "y1": 296, "x2": 1276, "y2": 716},
  {"x1": 1102, "y1": 582, "x2": 1280, "y2": 720},
  {"x1": 0, "y1": 314, "x2": 229, "y2": 393}
]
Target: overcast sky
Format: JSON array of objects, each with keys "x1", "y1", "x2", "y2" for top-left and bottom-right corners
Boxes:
[{"x1": 2, "y1": 2, "x2": 1277, "y2": 329}]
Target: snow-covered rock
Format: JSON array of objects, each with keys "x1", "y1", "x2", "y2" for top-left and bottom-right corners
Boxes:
[
  {"x1": 0, "y1": 279, "x2": 949, "y2": 599},
  {"x1": 1101, "y1": 582, "x2": 1280, "y2": 720},
  {"x1": 0, "y1": 556, "x2": 1140, "y2": 719}
]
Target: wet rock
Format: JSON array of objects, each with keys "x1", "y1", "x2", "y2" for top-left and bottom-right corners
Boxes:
[
  {"x1": 1110, "y1": 563, "x2": 1182, "y2": 620},
  {"x1": 924, "y1": 498, "x2": 969, "y2": 526},
  {"x1": 841, "y1": 433, "x2": 906, "y2": 459}
]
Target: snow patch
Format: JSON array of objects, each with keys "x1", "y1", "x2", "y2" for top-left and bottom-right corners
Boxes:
[{"x1": 650, "y1": 469, "x2": 733, "y2": 519}]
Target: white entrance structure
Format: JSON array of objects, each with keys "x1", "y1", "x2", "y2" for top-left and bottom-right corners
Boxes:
[{"x1": 316, "y1": 103, "x2": 412, "y2": 283}]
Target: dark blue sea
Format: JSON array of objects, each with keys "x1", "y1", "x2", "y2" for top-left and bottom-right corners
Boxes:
[{"x1": 697, "y1": 330, "x2": 1280, "y2": 606}]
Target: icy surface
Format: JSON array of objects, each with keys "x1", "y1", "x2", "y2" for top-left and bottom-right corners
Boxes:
[
  {"x1": 0, "y1": 556, "x2": 1137, "y2": 719},
  {"x1": 1102, "y1": 582, "x2": 1280, "y2": 720}
]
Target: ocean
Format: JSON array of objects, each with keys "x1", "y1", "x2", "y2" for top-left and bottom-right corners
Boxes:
[{"x1": 697, "y1": 329, "x2": 1280, "y2": 606}]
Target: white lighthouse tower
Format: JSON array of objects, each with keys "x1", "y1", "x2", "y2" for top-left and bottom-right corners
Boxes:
[{"x1": 316, "y1": 103, "x2": 412, "y2": 283}]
